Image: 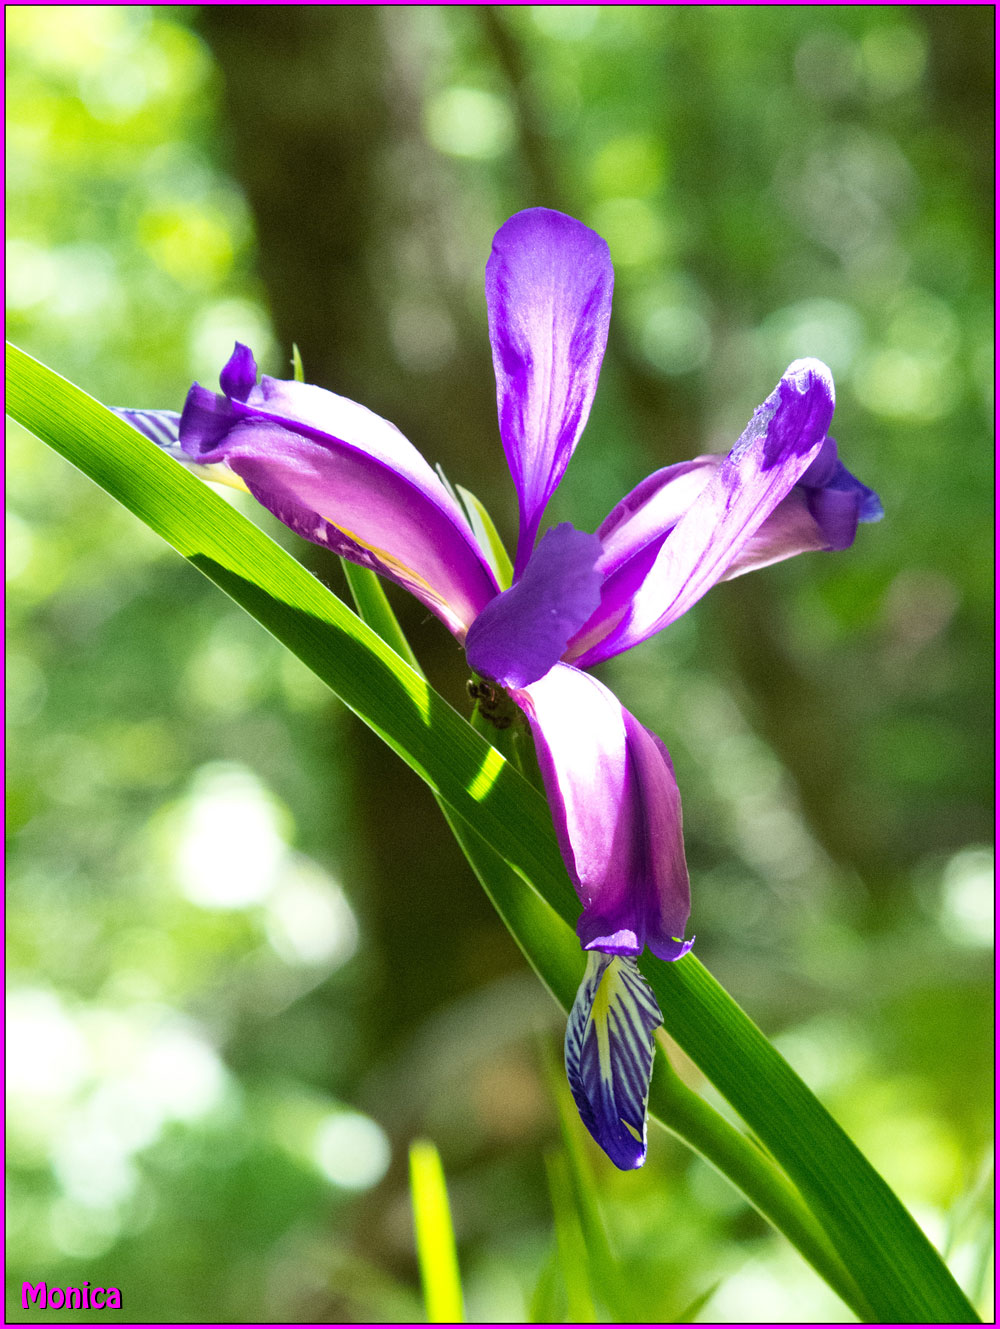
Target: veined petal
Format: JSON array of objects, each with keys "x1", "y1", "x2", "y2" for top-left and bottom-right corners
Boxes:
[
  {"x1": 572, "y1": 359, "x2": 837, "y2": 665},
  {"x1": 486, "y1": 208, "x2": 613, "y2": 575},
  {"x1": 722, "y1": 438, "x2": 882, "y2": 579},
  {"x1": 178, "y1": 348, "x2": 499, "y2": 638},
  {"x1": 595, "y1": 458, "x2": 719, "y2": 579},
  {"x1": 564, "y1": 951, "x2": 663, "y2": 1170},
  {"x1": 114, "y1": 408, "x2": 249, "y2": 491},
  {"x1": 515, "y1": 664, "x2": 692, "y2": 960},
  {"x1": 464, "y1": 523, "x2": 602, "y2": 689},
  {"x1": 115, "y1": 407, "x2": 183, "y2": 453},
  {"x1": 567, "y1": 427, "x2": 881, "y2": 661}
]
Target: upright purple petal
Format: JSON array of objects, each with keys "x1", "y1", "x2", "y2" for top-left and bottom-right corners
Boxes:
[
  {"x1": 465, "y1": 523, "x2": 602, "y2": 689},
  {"x1": 486, "y1": 208, "x2": 613, "y2": 575},
  {"x1": 178, "y1": 354, "x2": 499, "y2": 639},
  {"x1": 515, "y1": 664, "x2": 692, "y2": 961},
  {"x1": 571, "y1": 359, "x2": 837, "y2": 665}
]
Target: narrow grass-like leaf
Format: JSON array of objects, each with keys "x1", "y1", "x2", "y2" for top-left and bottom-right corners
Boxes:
[
  {"x1": 543, "y1": 1045, "x2": 632, "y2": 1321},
  {"x1": 6, "y1": 344, "x2": 979, "y2": 1325},
  {"x1": 674, "y1": 1281, "x2": 723, "y2": 1324},
  {"x1": 409, "y1": 1140, "x2": 464, "y2": 1324},
  {"x1": 456, "y1": 484, "x2": 514, "y2": 590},
  {"x1": 544, "y1": 1151, "x2": 597, "y2": 1323},
  {"x1": 527, "y1": 1244, "x2": 562, "y2": 1325},
  {"x1": 291, "y1": 342, "x2": 305, "y2": 382}
]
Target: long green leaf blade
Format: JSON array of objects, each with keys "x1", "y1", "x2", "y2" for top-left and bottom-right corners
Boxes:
[
  {"x1": 544, "y1": 1151, "x2": 598, "y2": 1323},
  {"x1": 409, "y1": 1140, "x2": 464, "y2": 1324}
]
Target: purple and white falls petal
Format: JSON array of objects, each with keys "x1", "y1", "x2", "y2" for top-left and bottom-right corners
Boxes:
[
  {"x1": 515, "y1": 664, "x2": 692, "y2": 961},
  {"x1": 486, "y1": 208, "x2": 613, "y2": 575}
]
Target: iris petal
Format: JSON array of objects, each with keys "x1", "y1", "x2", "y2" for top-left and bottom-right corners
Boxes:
[
  {"x1": 465, "y1": 523, "x2": 602, "y2": 689},
  {"x1": 515, "y1": 664, "x2": 691, "y2": 960},
  {"x1": 486, "y1": 208, "x2": 613, "y2": 575},
  {"x1": 219, "y1": 341, "x2": 257, "y2": 402},
  {"x1": 114, "y1": 407, "x2": 249, "y2": 491},
  {"x1": 573, "y1": 359, "x2": 837, "y2": 665},
  {"x1": 564, "y1": 951, "x2": 664, "y2": 1170},
  {"x1": 177, "y1": 351, "x2": 499, "y2": 639}
]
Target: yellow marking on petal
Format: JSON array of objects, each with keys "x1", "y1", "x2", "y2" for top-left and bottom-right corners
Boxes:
[
  {"x1": 191, "y1": 461, "x2": 251, "y2": 493},
  {"x1": 322, "y1": 517, "x2": 437, "y2": 594},
  {"x1": 564, "y1": 602, "x2": 629, "y2": 661},
  {"x1": 467, "y1": 742, "x2": 505, "y2": 801},
  {"x1": 592, "y1": 958, "x2": 616, "y2": 1023},
  {"x1": 592, "y1": 958, "x2": 616, "y2": 1085}
]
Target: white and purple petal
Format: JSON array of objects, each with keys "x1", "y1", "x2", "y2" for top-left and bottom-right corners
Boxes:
[
  {"x1": 178, "y1": 347, "x2": 500, "y2": 639},
  {"x1": 564, "y1": 951, "x2": 664, "y2": 1170},
  {"x1": 571, "y1": 359, "x2": 839, "y2": 665},
  {"x1": 515, "y1": 664, "x2": 692, "y2": 960},
  {"x1": 486, "y1": 208, "x2": 613, "y2": 575},
  {"x1": 464, "y1": 523, "x2": 602, "y2": 689}
]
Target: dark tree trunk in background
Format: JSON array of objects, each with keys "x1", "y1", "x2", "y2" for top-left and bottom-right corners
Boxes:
[{"x1": 197, "y1": 6, "x2": 523, "y2": 1069}]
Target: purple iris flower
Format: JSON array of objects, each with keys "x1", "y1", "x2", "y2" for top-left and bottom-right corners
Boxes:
[{"x1": 119, "y1": 207, "x2": 881, "y2": 1169}]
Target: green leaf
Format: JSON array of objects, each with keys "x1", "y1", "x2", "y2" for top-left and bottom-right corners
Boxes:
[
  {"x1": 544, "y1": 1150, "x2": 598, "y2": 1322},
  {"x1": 456, "y1": 483, "x2": 514, "y2": 590},
  {"x1": 6, "y1": 344, "x2": 979, "y2": 1325},
  {"x1": 409, "y1": 1140, "x2": 464, "y2": 1324},
  {"x1": 291, "y1": 342, "x2": 305, "y2": 382},
  {"x1": 543, "y1": 1045, "x2": 632, "y2": 1321},
  {"x1": 526, "y1": 1243, "x2": 563, "y2": 1325}
]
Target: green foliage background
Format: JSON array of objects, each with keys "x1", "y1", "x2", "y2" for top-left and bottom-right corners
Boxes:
[{"x1": 6, "y1": 6, "x2": 992, "y2": 1323}]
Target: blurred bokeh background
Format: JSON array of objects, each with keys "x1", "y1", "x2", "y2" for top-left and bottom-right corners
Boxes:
[{"x1": 6, "y1": 5, "x2": 993, "y2": 1322}]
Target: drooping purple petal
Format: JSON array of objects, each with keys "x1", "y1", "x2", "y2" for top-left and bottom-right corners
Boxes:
[
  {"x1": 485, "y1": 208, "x2": 614, "y2": 575},
  {"x1": 515, "y1": 664, "x2": 692, "y2": 961},
  {"x1": 564, "y1": 951, "x2": 663, "y2": 1170},
  {"x1": 178, "y1": 349, "x2": 499, "y2": 638},
  {"x1": 566, "y1": 428, "x2": 881, "y2": 660},
  {"x1": 570, "y1": 359, "x2": 837, "y2": 666},
  {"x1": 595, "y1": 458, "x2": 719, "y2": 580},
  {"x1": 464, "y1": 523, "x2": 602, "y2": 689}
]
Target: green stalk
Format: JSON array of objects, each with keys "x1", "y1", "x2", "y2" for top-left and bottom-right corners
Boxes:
[{"x1": 409, "y1": 1140, "x2": 465, "y2": 1324}]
